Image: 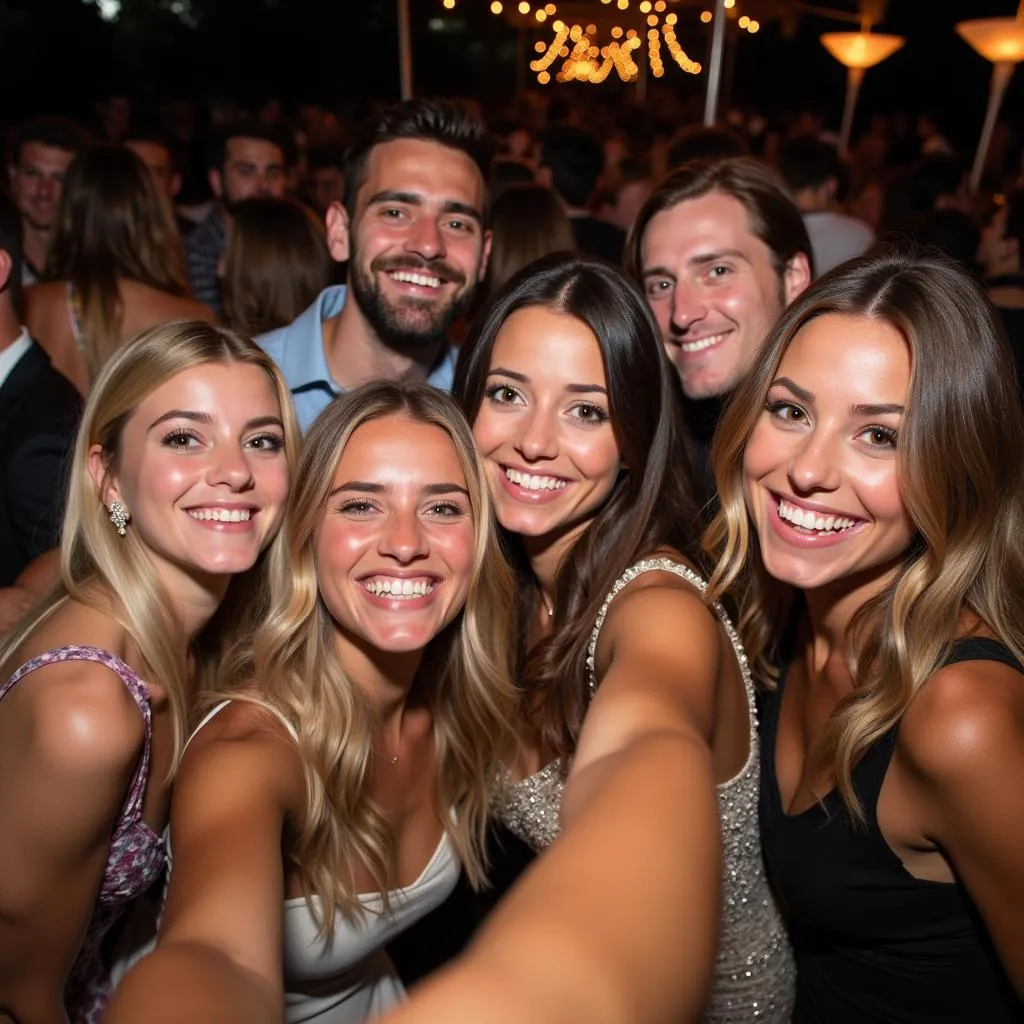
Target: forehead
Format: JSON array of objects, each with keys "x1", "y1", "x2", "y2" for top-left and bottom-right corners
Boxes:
[
  {"x1": 132, "y1": 362, "x2": 279, "y2": 423},
  {"x1": 357, "y1": 138, "x2": 485, "y2": 212},
  {"x1": 225, "y1": 137, "x2": 283, "y2": 165},
  {"x1": 641, "y1": 191, "x2": 769, "y2": 267},
  {"x1": 491, "y1": 306, "x2": 605, "y2": 383},
  {"x1": 18, "y1": 141, "x2": 76, "y2": 171},
  {"x1": 334, "y1": 415, "x2": 465, "y2": 482},
  {"x1": 779, "y1": 314, "x2": 910, "y2": 404}
]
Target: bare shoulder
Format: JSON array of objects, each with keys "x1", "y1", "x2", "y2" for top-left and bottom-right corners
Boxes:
[
  {"x1": 12, "y1": 657, "x2": 145, "y2": 777},
  {"x1": 23, "y1": 282, "x2": 69, "y2": 341},
  {"x1": 899, "y1": 656, "x2": 1024, "y2": 782},
  {"x1": 120, "y1": 282, "x2": 219, "y2": 332}
]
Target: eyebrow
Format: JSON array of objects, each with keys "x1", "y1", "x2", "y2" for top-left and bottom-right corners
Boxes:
[
  {"x1": 487, "y1": 367, "x2": 608, "y2": 395},
  {"x1": 771, "y1": 378, "x2": 904, "y2": 416},
  {"x1": 328, "y1": 481, "x2": 471, "y2": 499},
  {"x1": 688, "y1": 248, "x2": 748, "y2": 268},
  {"x1": 147, "y1": 410, "x2": 284, "y2": 431},
  {"x1": 366, "y1": 190, "x2": 483, "y2": 224}
]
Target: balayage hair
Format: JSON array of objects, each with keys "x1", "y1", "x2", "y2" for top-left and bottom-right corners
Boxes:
[
  {"x1": 705, "y1": 249, "x2": 1024, "y2": 823},
  {"x1": 218, "y1": 381, "x2": 517, "y2": 936},
  {"x1": 0, "y1": 320, "x2": 300, "y2": 779},
  {"x1": 47, "y1": 145, "x2": 189, "y2": 382},
  {"x1": 456, "y1": 253, "x2": 701, "y2": 762}
]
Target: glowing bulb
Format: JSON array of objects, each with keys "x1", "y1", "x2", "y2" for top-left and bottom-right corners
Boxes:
[
  {"x1": 738, "y1": 15, "x2": 749, "y2": 27},
  {"x1": 640, "y1": 0, "x2": 652, "y2": 9},
  {"x1": 586, "y1": 22, "x2": 597, "y2": 33},
  {"x1": 534, "y1": 40, "x2": 546, "y2": 51},
  {"x1": 700, "y1": 11, "x2": 712, "y2": 23},
  {"x1": 570, "y1": 23, "x2": 582, "y2": 40},
  {"x1": 518, "y1": 0, "x2": 529, "y2": 11},
  {"x1": 654, "y1": 0, "x2": 666, "y2": 9},
  {"x1": 749, "y1": 20, "x2": 759, "y2": 32},
  {"x1": 611, "y1": 25, "x2": 623, "y2": 38},
  {"x1": 552, "y1": 18, "x2": 564, "y2": 29},
  {"x1": 538, "y1": 70, "x2": 551, "y2": 83},
  {"x1": 545, "y1": 2, "x2": 555, "y2": 11},
  {"x1": 535, "y1": 8, "x2": 547, "y2": 19},
  {"x1": 617, "y1": 0, "x2": 628, "y2": 9},
  {"x1": 490, "y1": 0, "x2": 502, "y2": 10},
  {"x1": 665, "y1": 13, "x2": 676, "y2": 24},
  {"x1": 723, "y1": 0, "x2": 735, "y2": 7},
  {"x1": 560, "y1": 45, "x2": 569, "y2": 56},
  {"x1": 443, "y1": 0, "x2": 455, "y2": 8}
]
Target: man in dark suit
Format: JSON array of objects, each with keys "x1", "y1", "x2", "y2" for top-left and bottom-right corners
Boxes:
[
  {"x1": 0, "y1": 195, "x2": 81, "y2": 626},
  {"x1": 538, "y1": 126, "x2": 626, "y2": 266}
]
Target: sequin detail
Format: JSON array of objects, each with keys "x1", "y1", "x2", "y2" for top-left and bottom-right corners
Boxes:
[
  {"x1": 497, "y1": 558, "x2": 795, "y2": 1022},
  {"x1": 0, "y1": 645, "x2": 167, "y2": 1024}
]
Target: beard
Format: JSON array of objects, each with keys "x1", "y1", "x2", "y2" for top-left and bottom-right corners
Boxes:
[{"x1": 349, "y1": 251, "x2": 477, "y2": 353}]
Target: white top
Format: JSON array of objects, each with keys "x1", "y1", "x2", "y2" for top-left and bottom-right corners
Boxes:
[
  {"x1": 174, "y1": 700, "x2": 460, "y2": 1023},
  {"x1": 803, "y1": 211, "x2": 875, "y2": 277},
  {"x1": 0, "y1": 328, "x2": 32, "y2": 390}
]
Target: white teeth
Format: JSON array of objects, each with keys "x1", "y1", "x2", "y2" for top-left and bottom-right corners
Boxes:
[
  {"x1": 777, "y1": 499, "x2": 856, "y2": 535},
  {"x1": 363, "y1": 577, "x2": 435, "y2": 599},
  {"x1": 390, "y1": 270, "x2": 442, "y2": 288},
  {"x1": 505, "y1": 468, "x2": 567, "y2": 491},
  {"x1": 680, "y1": 332, "x2": 728, "y2": 353},
  {"x1": 188, "y1": 508, "x2": 252, "y2": 522}
]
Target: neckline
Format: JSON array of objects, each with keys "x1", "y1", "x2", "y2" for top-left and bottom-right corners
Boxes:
[{"x1": 283, "y1": 831, "x2": 452, "y2": 907}]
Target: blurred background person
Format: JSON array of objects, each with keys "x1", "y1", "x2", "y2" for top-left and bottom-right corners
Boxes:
[
  {"x1": 221, "y1": 196, "x2": 332, "y2": 336},
  {"x1": 484, "y1": 183, "x2": 575, "y2": 297},
  {"x1": 24, "y1": 145, "x2": 215, "y2": 395},
  {"x1": 6, "y1": 116, "x2": 91, "y2": 286},
  {"x1": 304, "y1": 143, "x2": 345, "y2": 218},
  {"x1": 978, "y1": 189, "x2": 1024, "y2": 397}
]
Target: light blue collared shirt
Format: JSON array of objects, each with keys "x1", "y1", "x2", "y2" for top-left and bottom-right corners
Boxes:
[{"x1": 257, "y1": 285, "x2": 459, "y2": 433}]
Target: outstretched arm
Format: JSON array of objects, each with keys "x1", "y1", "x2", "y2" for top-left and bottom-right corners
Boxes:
[
  {"x1": 106, "y1": 704, "x2": 302, "y2": 1024},
  {"x1": 382, "y1": 582, "x2": 725, "y2": 1024}
]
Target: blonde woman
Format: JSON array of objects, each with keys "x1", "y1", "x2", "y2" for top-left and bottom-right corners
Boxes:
[
  {"x1": 706, "y1": 250, "x2": 1024, "y2": 1022},
  {"x1": 0, "y1": 321, "x2": 296, "y2": 1023},
  {"x1": 24, "y1": 146, "x2": 217, "y2": 394},
  {"x1": 107, "y1": 381, "x2": 517, "y2": 1023}
]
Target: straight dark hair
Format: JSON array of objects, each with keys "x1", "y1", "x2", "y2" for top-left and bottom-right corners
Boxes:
[
  {"x1": 455, "y1": 253, "x2": 702, "y2": 758},
  {"x1": 342, "y1": 99, "x2": 493, "y2": 219}
]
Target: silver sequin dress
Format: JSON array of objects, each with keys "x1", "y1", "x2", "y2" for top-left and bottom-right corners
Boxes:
[{"x1": 496, "y1": 557, "x2": 795, "y2": 1023}]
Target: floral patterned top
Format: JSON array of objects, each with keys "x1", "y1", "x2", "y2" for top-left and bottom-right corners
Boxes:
[{"x1": 0, "y1": 645, "x2": 167, "y2": 1024}]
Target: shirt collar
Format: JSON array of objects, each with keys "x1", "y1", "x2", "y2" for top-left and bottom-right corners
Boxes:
[{"x1": 0, "y1": 327, "x2": 33, "y2": 390}]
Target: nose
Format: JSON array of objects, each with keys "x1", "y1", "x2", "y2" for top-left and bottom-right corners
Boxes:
[
  {"x1": 405, "y1": 215, "x2": 445, "y2": 261},
  {"x1": 515, "y1": 407, "x2": 558, "y2": 462},
  {"x1": 207, "y1": 443, "x2": 255, "y2": 490},
  {"x1": 669, "y1": 279, "x2": 709, "y2": 336},
  {"x1": 378, "y1": 508, "x2": 428, "y2": 564},
  {"x1": 37, "y1": 177, "x2": 55, "y2": 201},
  {"x1": 787, "y1": 429, "x2": 841, "y2": 494}
]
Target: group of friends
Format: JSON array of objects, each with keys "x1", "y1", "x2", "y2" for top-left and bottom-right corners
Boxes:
[{"x1": 1, "y1": 99, "x2": 1023, "y2": 1024}]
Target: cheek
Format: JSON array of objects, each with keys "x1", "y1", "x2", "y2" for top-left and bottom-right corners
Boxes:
[
  {"x1": 571, "y1": 433, "x2": 621, "y2": 486},
  {"x1": 316, "y1": 524, "x2": 369, "y2": 575},
  {"x1": 472, "y1": 412, "x2": 505, "y2": 458},
  {"x1": 434, "y1": 525, "x2": 477, "y2": 579},
  {"x1": 855, "y1": 465, "x2": 908, "y2": 525},
  {"x1": 742, "y1": 421, "x2": 778, "y2": 483}
]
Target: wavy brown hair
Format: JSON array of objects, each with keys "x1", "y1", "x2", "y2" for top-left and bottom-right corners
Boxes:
[
  {"x1": 456, "y1": 253, "x2": 702, "y2": 762},
  {"x1": 705, "y1": 249, "x2": 1024, "y2": 823},
  {"x1": 47, "y1": 144, "x2": 189, "y2": 382},
  {"x1": 218, "y1": 381, "x2": 517, "y2": 936}
]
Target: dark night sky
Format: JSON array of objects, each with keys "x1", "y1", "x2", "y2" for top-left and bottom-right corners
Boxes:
[{"x1": 2, "y1": 0, "x2": 1023, "y2": 142}]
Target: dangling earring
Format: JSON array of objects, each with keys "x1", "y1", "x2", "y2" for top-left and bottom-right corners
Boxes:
[{"x1": 109, "y1": 501, "x2": 130, "y2": 536}]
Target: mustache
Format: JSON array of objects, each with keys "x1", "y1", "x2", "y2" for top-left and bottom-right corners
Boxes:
[{"x1": 371, "y1": 256, "x2": 467, "y2": 287}]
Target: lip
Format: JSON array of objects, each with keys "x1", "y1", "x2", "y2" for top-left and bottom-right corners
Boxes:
[
  {"x1": 496, "y1": 463, "x2": 570, "y2": 504},
  {"x1": 765, "y1": 490, "x2": 867, "y2": 549}
]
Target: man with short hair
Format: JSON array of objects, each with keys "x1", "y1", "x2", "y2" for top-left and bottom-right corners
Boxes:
[
  {"x1": 779, "y1": 136, "x2": 874, "y2": 276},
  {"x1": 186, "y1": 119, "x2": 290, "y2": 313},
  {"x1": 258, "y1": 99, "x2": 493, "y2": 433},
  {"x1": 625, "y1": 157, "x2": 813, "y2": 498},
  {"x1": 0, "y1": 195, "x2": 82, "y2": 628},
  {"x1": 538, "y1": 125, "x2": 624, "y2": 264},
  {"x1": 6, "y1": 117, "x2": 90, "y2": 285}
]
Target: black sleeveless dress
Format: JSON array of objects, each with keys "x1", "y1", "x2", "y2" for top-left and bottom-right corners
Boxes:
[{"x1": 760, "y1": 637, "x2": 1024, "y2": 1023}]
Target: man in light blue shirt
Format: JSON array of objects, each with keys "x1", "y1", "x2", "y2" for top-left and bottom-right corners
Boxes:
[{"x1": 258, "y1": 99, "x2": 492, "y2": 432}]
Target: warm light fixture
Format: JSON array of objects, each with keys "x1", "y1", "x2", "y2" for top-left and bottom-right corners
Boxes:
[
  {"x1": 821, "y1": 31, "x2": 904, "y2": 156},
  {"x1": 956, "y1": 16, "x2": 1024, "y2": 192}
]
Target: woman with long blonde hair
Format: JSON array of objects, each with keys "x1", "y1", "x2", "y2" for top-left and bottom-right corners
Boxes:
[
  {"x1": 706, "y1": 249, "x2": 1024, "y2": 1022},
  {"x1": 107, "y1": 381, "x2": 517, "y2": 1024},
  {"x1": 24, "y1": 145, "x2": 217, "y2": 394},
  {"x1": 0, "y1": 320, "x2": 296, "y2": 1023}
]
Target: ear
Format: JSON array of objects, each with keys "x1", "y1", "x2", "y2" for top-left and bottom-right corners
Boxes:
[
  {"x1": 783, "y1": 251, "x2": 813, "y2": 304},
  {"x1": 88, "y1": 443, "x2": 123, "y2": 510},
  {"x1": 208, "y1": 167, "x2": 224, "y2": 200},
  {"x1": 477, "y1": 229, "x2": 493, "y2": 283},
  {"x1": 0, "y1": 250, "x2": 12, "y2": 293},
  {"x1": 325, "y1": 201, "x2": 351, "y2": 263},
  {"x1": 170, "y1": 172, "x2": 183, "y2": 199}
]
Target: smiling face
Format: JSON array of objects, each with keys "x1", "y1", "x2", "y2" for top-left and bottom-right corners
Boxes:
[
  {"x1": 9, "y1": 142, "x2": 77, "y2": 232},
  {"x1": 341, "y1": 137, "x2": 491, "y2": 352},
  {"x1": 472, "y1": 305, "x2": 622, "y2": 555},
  {"x1": 316, "y1": 414, "x2": 476, "y2": 655},
  {"x1": 742, "y1": 313, "x2": 916, "y2": 593},
  {"x1": 95, "y1": 361, "x2": 290, "y2": 594},
  {"x1": 640, "y1": 191, "x2": 800, "y2": 400}
]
